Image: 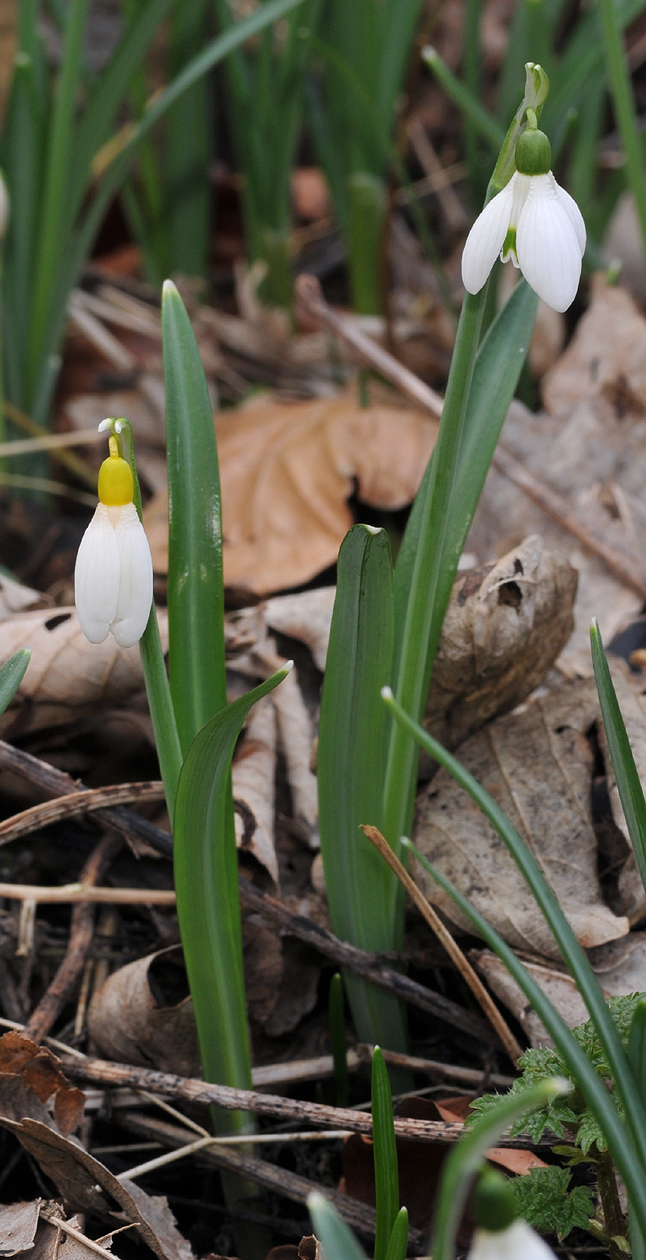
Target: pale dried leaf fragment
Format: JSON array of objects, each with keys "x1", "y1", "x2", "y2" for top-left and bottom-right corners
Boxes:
[
  {"x1": 232, "y1": 695, "x2": 279, "y2": 883},
  {"x1": 0, "y1": 607, "x2": 168, "y2": 738},
  {"x1": 270, "y1": 664, "x2": 318, "y2": 847},
  {"x1": 595, "y1": 659, "x2": 646, "y2": 922},
  {"x1": 0, "y1": 1198, "x2": 41, "y2": 1256},
  {"x1": 426, "y1": 536, "x2": 577, "y2": 751},
  {"x1": 413, "y1": 678, "x2": 630, "y2": 959},
  {"x1": 144, "y1": 387, "x2": 438, "y2": 594},
  {"x1": 264, "y1": 587, "x2": 336, "y2": 672},
  {"x1": 472, "y1": 950, "x2": 594, "y2": 1047}
]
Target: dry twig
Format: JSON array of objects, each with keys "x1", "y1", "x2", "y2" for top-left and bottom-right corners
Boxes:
[{"x1": 0, "y1": 781, "x2": 165, "y2": 847}]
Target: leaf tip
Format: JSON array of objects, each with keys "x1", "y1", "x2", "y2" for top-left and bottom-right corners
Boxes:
[{"x1": 381, "y1": 685, "x2": 393, "y2": 700}]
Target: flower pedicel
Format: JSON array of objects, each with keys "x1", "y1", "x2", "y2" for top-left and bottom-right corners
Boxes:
[
  {"x1": 75, "y1": 423, "x2": 153, "y2": 648},
  {"x1": 461, "y1": 110, "x2": 586, "y2": 313}
]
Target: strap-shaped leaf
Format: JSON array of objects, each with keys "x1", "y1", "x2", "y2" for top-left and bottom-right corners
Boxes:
[{"x1": 174, "y1": 665, "x2": 290, "y2": 1131}]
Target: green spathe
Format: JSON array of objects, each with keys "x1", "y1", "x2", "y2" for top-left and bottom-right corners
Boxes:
[{"x1": 473, "y1": 1168, "x2": 519, "y2": 1232}]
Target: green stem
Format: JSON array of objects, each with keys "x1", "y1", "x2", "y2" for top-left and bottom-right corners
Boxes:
[{"x1": 598, "y1": 0, "x2": 646, "y2": 265}]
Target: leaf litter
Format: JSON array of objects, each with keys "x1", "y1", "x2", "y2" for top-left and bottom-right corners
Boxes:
[{"x1": 7, "y1": 267, "x2": 646, "y2": 1255}]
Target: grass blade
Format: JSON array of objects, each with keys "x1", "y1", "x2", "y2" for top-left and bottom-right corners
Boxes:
[
  {"x1": 384, "y1": 1208, "x2": 409, "y2": 1260},
  {"x1": 372, "y1": 1046, "x2": 399, "y2": 1260},
  {"x1": 0, "y1": 648, "x2": 31, "y2": 716},
  {"x1": 317, "y1": 524, "x2": 407, "y2": 1051},
  {"x1": 381, "y1": 689, "x2": 646, "y2": 1180},
  {"x1": 308, "y1": 1192, "x2": 368, "y2": 1260},
  {"x1": 174, "y1": 663, "x2": 291, "y2": 1130},
  {"x1": 590, "y1": 619, "x2": 646, "y2": 899},
  {"x1": 162, "y1": 280, "x2": 227, "y2": 754},
  {"x1": 328, "y1": 974, "x2": 348, "y2": 1108}
]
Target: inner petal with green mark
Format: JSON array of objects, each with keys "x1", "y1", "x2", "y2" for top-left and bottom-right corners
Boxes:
[{"x1": 501, "y1": 226, "x2": 518, "y2": 265}]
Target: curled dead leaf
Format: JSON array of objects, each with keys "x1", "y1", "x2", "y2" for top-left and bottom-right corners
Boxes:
[
  {"x1": 425, "y1": 535, "x2": 577, "y2": 752},
  {"x1": 413, "y1": 678, "x2": 630, "y2": 959}
]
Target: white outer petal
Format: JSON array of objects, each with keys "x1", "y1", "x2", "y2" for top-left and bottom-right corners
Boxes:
[
  {"x1": 111, "y1": 502, "x2": 153, "y2": 648},
  {"x1": 74, "y1": 503, "x2": 120, "y2": 643},
  {"x1": 461, "y1": 176, "x2": 516, "y2": 294},
  {"x1": 516, "y1": 173, "x2": 582, "y2": 312},
  {"x1": 468, "y1": 1220, "x2": 557, "y2": 1260},
  {"x1": 554, "y1": 179, "x2": 586, "y2": 256}
]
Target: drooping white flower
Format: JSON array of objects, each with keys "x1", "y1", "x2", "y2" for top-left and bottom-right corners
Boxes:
[
  {"x1": 461, "y1": 122, "x2": 585, "y2": 313},
  {"x1": 75, "y1": 432, "x2": 153, "y2": 648},
  {"x1": 468, "y1": 1219, "x2": 557, "y2": 1260}
]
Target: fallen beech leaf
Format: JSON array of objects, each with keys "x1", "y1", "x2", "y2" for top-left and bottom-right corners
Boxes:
[
  {"x1": 264, "y1": 587, "x2": 336, "y2": 672},
  {"x1": 0, "y1": 607, "x2": 168, "y2": 738},
  {"x1": 233, "y1": 695, "x2": 279, "y2": 882},
  {"x1": 426, "y1": 536, "x2": 577, "y2": 751},
  {"x1": 486, "y1": 1148, "x2": 550, "y2": 1175},
  {"x1": 413, "y1": 678, "x2": 630, "y2": 959},
  {"x1": 144, "y1": 386, "x2": 438, "y2": 594}
]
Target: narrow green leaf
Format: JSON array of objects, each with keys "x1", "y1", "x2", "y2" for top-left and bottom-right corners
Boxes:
[
  {"x1": 162, "y1": 280, "x2": 227, "y2": 754},
  {"x1": 384, "y1": 1208, "x2": 408, "y2": 1260},
  {"x1": 433, "y1": 1078, "x2": 571, "y2": 1260},
  {"x1": 174, "y1": 664, "x2": 291, "y2": 1132},
  {"x1": 372, "y1": 1046, "x2": 399, "y2": 1260},
  {"x1": 381, "y1": 690, "x2": 646, "y2": 1185},
  {"x1": 628, "y1": 999, "x2": 646, "y2": 1095},
  {"x1": 308, "y1": 1192, "x2": 368, "y2": 1260},
  {"x1": 0, "y1": 648, "x2": 30, "y2": 716},
  {"x1": 328, "y1": 973, "x2": 348, "y2": 1109},
  {"x1": 318, "y1": 524, "x2": 407, "y2": 1051},
  {"x1": 590, "y1": 619, "x2": 646, "y2": 903}
]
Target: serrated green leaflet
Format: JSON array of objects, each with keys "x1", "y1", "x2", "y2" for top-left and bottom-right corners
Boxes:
[
  {"x1": 511, "y1": 1167, "x2": 594, "y2": 1241},
  {"x1": 174, "y1": 664, "x2": 291, "y2": 1132},
  {"x1": 372, "y1": 1047, "x2": 399, "y2": 1260},
  {"x1": 590, "y1": 619, "x2": 646, "y2": 901},
  {"x1": 0, "y1": 649, "x2": 30, "y2": 716},
  {"x1": 317, "y1": 524, "x2": 407, "y2": 1051},
  {"x1": 162, "y1": 280, "x2": 227, "y2": 754},
  {"x1": 432, "y1": 1077, "x2": 571, "y2": 1260}
]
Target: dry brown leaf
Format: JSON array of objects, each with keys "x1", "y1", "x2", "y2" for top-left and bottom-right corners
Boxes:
[
  {"x1": 596, "y1": 660, "x2": 646, "y2": 922},
  {"x1": 0, "y1": 607, "x2": 168, "y2": 738},
  {"x1": 0, "y1": 1199, "x2": 42, "y2": 1256},
  {"x1": 87, "y1": 945, "x2": 200, "y2": 1077},
  {"x1": 144, "y1": 386, "x2": 438, "y2": 594},
  {"x1": 0, "y1": 1120, "x2": 194, "y2": 1260},
  {"x1": 468, "y1": 280, "x2": 646, "y2": 666},
  {"x1": 264, "y1": 587, "x2": 335, "y2": 672},
  {"x1": 0, "y1": 1032, "x2": 84, "y2": 1136},
  {"x1": 270, "y1": 664, "x2": 318, "y2": 846},
  {"x1": 425, "y1": 536, "x2": 577, "y2": 751},
  {"x1": 233, "y1": 695, "x2": 279, "y2": 882},
  {"x1": 413, "y1": 678, "x2": 630, "y2": 959},
  {"x1": 472, "y1": 950, "x2": 591, "y2": 1046}
]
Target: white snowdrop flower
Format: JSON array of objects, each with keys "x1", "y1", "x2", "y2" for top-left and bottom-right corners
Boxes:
[
  {"x1": 461, "y1": 121, "x2": 585, "y2": 312},
  {"x1": 468, "y1": 1219, "x2": 557, "y2": 1260},
  {"x1": 74, "y1": 433, "x2": 153, "y2": 648}
]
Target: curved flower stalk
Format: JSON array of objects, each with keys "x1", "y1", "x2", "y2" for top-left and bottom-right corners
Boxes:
[
  {"x1": 462, "y1": 112, "x2": 585, "y2": 312},
  {"x1": 74, "y1": 423, "x2": 153, "y2": 647}
]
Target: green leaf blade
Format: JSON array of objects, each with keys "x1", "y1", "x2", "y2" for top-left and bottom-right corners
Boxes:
[
  {"x1": 372, "y1": 1046, "x2": 399, "y2": 1260},
  {"x1": 0, "y1": 648, "x2": 30, "y2": 717},
  {"x1": 317, "y1": 524, "x2": 407, "y2": 1050},
  {"x1": 162, "y1": 280, "x2": 227, "y2": 754},
  {"x1": 174, "y1": 664, "x2": 290, "y2": 1131}
]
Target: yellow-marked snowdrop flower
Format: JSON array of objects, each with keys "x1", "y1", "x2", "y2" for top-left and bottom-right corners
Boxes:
[
  {"x1": 461, "y1": 115, "x2": 585, "y2": 313},
  {"x1": 467, "y1": 1166, "x2": 557, "y2": 1260},
  {"x1": 74, "y1": 427, "x2": 153, "y2": 647}
]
